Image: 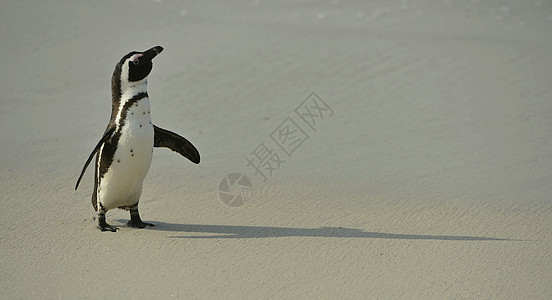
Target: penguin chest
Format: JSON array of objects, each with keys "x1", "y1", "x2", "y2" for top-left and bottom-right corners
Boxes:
[
  {"x1": 115, "y1": 115, "x2": 154, "y2": 180},
  {"x1": 99, "y1": 100, "x2": 154, "y2": 209}
]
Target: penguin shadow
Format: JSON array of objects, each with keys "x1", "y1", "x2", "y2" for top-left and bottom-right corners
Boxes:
[{"x1": 120, "y1": 221, "x2": 512, "y2": 241}]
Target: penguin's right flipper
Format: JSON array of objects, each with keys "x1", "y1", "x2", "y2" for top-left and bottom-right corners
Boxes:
[{"x1": 75, "y1": 127, "x2": 115, "y2": 190}]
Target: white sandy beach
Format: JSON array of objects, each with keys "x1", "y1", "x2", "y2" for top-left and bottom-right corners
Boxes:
[{"x1": 1, "y1": 0, "x2": 551, "y2": 298}]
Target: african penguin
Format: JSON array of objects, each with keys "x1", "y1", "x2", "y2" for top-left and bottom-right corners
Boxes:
[{"x1": 75, "y1": 46, "x2": 200, "y2": 232}]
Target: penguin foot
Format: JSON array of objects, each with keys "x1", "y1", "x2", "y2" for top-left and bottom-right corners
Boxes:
[
  {"x1": 98, "y1": 213, "x2": 118, "y2": 232},
  {"x1": 128, "y1": 206, "x2": 154, "y2": 228},
  {"x1": 127, "y1": 220, "x2": 155, "y2": 228},
  {"x1": 98, "y1": 224, "x2": 118, "y2": 232}
]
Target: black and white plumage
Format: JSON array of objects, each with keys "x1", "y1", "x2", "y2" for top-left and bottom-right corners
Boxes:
[{"x1": 75, "y1": 46, "x2": 200, "y2": 232}]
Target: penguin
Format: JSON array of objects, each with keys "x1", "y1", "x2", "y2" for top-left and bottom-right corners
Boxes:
[{"x1": 75, "y1": 46, "x2": 200, "y2": 232}]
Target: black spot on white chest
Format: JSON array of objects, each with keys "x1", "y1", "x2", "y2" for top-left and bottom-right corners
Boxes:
[
  {"x1": 123, "y1": 99, "x2": 151, "y2": 124},
  {"x1": 110, "y1": 98, "x2": 154, "y2": 166},
  {"x1": 118, "y1": 106, "x2": 153, "y2": 150}
]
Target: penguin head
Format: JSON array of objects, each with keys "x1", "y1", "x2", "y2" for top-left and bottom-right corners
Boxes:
[
  {"x1": 126, "y1": 46, "x2": 163, "y2": 82},
  {"x1": 112, "y1": 46, "x2": 164, "y2": 97},
  {"x1": 119, "y1": 46, "x2": 163, "y2": 82}
]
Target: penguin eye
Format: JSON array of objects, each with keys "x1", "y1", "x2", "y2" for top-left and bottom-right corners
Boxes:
[{"x1": 131, "y1": 54, "x2": 143, "y2": 65}]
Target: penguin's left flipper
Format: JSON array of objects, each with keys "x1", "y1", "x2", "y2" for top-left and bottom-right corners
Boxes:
[
  {"x1": 75, "y1": 127, "x2": 115, "y2": 190},
  {"x1": 153, "y1": 125, "x2": 200, "y2": 164}
]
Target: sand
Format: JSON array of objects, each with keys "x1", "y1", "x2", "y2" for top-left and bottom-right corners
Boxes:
[{"x1": 1, "y1": 0, "x2": 551, "y2": 298}]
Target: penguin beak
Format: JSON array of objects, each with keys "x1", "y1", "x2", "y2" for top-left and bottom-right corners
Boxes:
[{"x1": 143, "y1": 46, "x2": 164, "y2": 60}]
